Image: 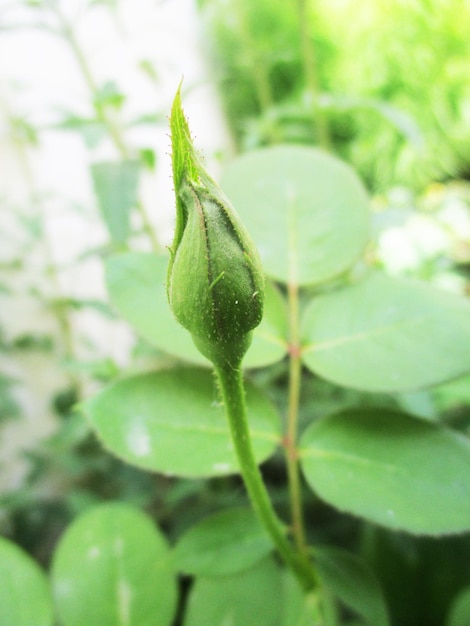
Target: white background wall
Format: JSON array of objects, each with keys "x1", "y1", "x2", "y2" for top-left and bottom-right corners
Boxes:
[{"x1": 0, "y1": 0, "x2": 231, "y2": 491}]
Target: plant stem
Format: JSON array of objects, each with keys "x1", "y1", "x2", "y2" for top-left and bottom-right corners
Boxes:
[
  {"x1": 52, "y1": 5, "x2": 160, "y2": 251},
  {"x1": 286, "y1": 278, "x2": 308, "y2": 555},
  {"x1": 297, "y1": 0, "x2": 332, "y2": 151},
  {"x1": 214, "y1": 360, "x2": 318, "y2": 592}
]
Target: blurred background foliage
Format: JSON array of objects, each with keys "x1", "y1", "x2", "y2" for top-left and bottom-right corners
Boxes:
[{"x1": 198, "y1": 0, "x2": 470, "y2": 191}]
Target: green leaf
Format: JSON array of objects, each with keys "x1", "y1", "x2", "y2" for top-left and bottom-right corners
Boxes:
[
  {"x1": 139, "y1": 147, "x2": 156, "y2": 170},
  {"x1": 91, "y1": 161, "x2": 140, "y2": 243},
  {"x1": 434, "y1": 374, "x2": 470, "y2": 412},
  {"x1": 184, "y1": 558, "x2": 321, "y2": 626},
  {"x1": 279, "y1": 571, "x2": 323, "y2": 626},
  {"x1": 82, "y1": 367, "x2": 281, "y2": 477},
  {"x1": 447, "y1": 587, "x2": 470, "y2": 626},
  {"x1": 94, "y1": 81, "x2": 126, "y2": 110},
  {"x1": 0, "y1": 537, "x2": 53, "y2": 626},
  {"x1": 106, "y1": 252, "x2": 204, "y2": 365},
  {"x1": 316, "y1": 547, "x2": 390, "y2": 626},
  {"x1": 55, "y1": 114, "x2": 107, "y2": 148},
  {"x1": 301, "y1": 273, "x2": 470, "y2": 392},
  {"x1": 184, "y1": 557, "x2": 283, "y2": 626},
  {"x1": 173, "y1": 507, "x2": 272, "y2": 576},
  {"x1": 105, "y1": 252, "x2": 288, "y2": 368},
  {"x1": 248, "y1": 277, "x2": 289, "y2": 367},
  {"x1": 321, "y1": 94, "x2": 424, "y2": 148},
  {"x1": 221, "y1": 146, "x2": 370, "y2": 286},
  {"x1": 138, "y1": 59, "x2": 159, "y2": 84},
  {"x1": 0, "y1": 375, "x2": 21, "y2": 421},
  {"x1": 300, "y1": 409, "x2": 470, "y2": 535},
  {"x1": 51, "y1": 502, "x2": 177, "y2": 626}
]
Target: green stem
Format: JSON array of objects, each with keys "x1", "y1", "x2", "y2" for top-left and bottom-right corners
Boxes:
[
  {"x1": 286, "y1": 279, "x2": 308, "y2": 555},
  {"x1": 52, "y1": 5, "x2": 160, "y2": 251},
  {"x1": 214, "y1": 360, "x2": 318, "y2": 592},
  {"x1": 297, "y1": 0, "x2": 331, "y2": 151}
]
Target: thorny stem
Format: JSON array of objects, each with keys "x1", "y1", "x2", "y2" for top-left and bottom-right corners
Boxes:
[
  {"x1": 297, "y1": 0, "x2": 332, "y2": 151},
  {"x1": 286, "y1": 278, "x2": 308, "y2": 555},
  {"x1": 52, "y1": 4, "x2": 160, "y2": 251},
  {"x1": 214, "y1": 360, "x2": 319, "y2": 594}
]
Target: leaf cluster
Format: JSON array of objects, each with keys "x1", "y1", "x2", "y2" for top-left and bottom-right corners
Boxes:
[{"x1": 50, "y1": 145, "x2": 470, "y2": 625}]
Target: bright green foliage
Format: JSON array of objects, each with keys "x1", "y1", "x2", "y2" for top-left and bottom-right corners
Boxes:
[
  {"x1": 199, "y1": 0, "x2": 470, "y2": 189},
  {"x1": 90, "y1": 161, "x2": 140, "y2": 244},
  {"x1": 183, "y1": 557, "x2": 284, "y2": 626},
  {"x1": 173, "y1": 507, "x2": 272, "y2": 576},
  {"x1": 300, "y1": 409, "x2": 470, "y2": 535},
  {"x1": 0, "y1": 374, "x2": 21, "y2": 421},
  {"x1": 82, "y1": 367, "x2": 281, "y2": 477},
  {"x1": 301, "y1": 272, "x2": 470, "y2": 392},
  {"x1": 51, "y1": 503, "x2": 177, "y2": 626},
  {"x1": 184, "y1": 557, "x2": 321, "y2": 626},
  {"x1": 278, "y1": 571, "x2": 322, "y2": 626},
  {"x1": 0, "y1": 537, "x2": 53, "y2": 626},
  {"x1": 106, "y1": 252, "x2": 207, "y2": 366},
  {"x1": 167, "y1": 89, "x2": 265, "y2": 368},
  {"x1": 221, "y1": 146, "x2": 370, "y2": 286},
  {"x1": 105, "y1": 252, "x2": 288, "y2": 368},
  {"x1": 447, "y1": 588, "x2": 470, "y2": 626},
  {"x1": 315, "y1": 547, "x2": 390, "y2": 626}
]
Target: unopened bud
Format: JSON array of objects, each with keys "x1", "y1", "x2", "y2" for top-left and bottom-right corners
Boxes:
[{"x1": 167, "y1": 88, "x2": 264, "y2": 368}]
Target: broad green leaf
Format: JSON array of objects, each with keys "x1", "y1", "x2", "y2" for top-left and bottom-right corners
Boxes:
[
  {"x1": 82, "y1": 367, "x2": 281, "y2": 477},
  {"x1": 301, "y1": 273, "x2": 470, "y2": 392},
  {"x1": 248, "y1": 277, "x2": 289, "y2": 367},
  {"x1": 0, "y1": 537, "x2": 53, "y2": 626},
  {"x1": 447, "y1": 588, "x2": 470, "y2": 626},
  {"x1": 434, "y1": 374, "x2": 470, "y2": 411},
  {"x1": 91, "y1": 161, "x2": 139, "y2": 243},
  {"x1": 105, "y1": 252, "x2": 288, "y2": 368},
  {"x1": 52, "y1": 502, "x2": 177, "y2": 626},
  {"x1": 105, "y1": 252, "x2": 204, "y2": 364},
  {"x1": 300, "y1": 409, "x2": 470, "y2": 535},
  {"x1": 184, "y1": 557, "x2": 283, "y2": 626},
  {"x1": 279, "y1": 571, "x2": 323, "y2": 626},
  {"x1": 315, "y1": 547, "x2": 390, "y2": 626},
  {"x1": 221, "y1": 146, "x2": 370, "y2": 286},
  {"x1": 173, "y1": 507, "x2": 272, "y2": 576},
  {"x1": 184, "y1": 558, "x2": 321, "y2": 626}
]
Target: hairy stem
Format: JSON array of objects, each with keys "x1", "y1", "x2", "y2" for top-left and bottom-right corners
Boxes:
[{"x1": 214, "y1": 360, "x2": 318, "y2": 592}]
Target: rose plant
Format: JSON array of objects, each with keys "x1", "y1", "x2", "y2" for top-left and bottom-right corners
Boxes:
[{"x1": 3, "y1": 88, "x2": 470, "y2": 626}]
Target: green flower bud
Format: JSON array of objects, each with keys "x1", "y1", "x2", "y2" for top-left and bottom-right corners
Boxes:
[{"x1": 167, "y1": 88, "x2": 264, "y2": 368}]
